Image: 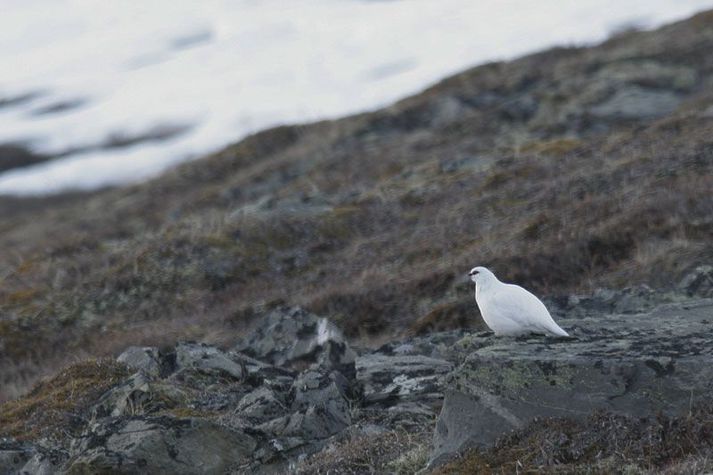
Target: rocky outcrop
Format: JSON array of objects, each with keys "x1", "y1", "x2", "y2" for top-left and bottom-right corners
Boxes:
[
  {"x1": 5, "y1": 306, "x2": 442, "y2": 474},
  {"x1": 3, "y1": 276, "x2": 713, "y2": 474},
  {"x1": 233, "y1": 307, "x2": 356, "y2": 377},
  {"x1": 430, "y1": 297, "x2": 713, "y2": 467}
]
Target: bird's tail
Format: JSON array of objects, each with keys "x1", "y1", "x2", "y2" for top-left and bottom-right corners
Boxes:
[{"x1": 549, "y1": 323, "x2": 569, "y2": 337}]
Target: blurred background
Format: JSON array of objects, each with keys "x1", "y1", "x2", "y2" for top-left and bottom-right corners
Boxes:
[{"x1": 2, "y1": 0, "x2": 712, "y2": 195}]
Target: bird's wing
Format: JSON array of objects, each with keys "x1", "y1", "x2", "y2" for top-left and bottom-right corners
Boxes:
[{"x1": 488, "y1": 284, "x2": 556, "y2": 332}]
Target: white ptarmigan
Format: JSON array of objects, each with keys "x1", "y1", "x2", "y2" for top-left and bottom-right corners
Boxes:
[{"x1": 469, "y1": 266, "x2": 569, "y2": 337}]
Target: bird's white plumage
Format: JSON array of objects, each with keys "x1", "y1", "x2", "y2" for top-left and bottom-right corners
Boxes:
[{"x1": 469, "y1": 266, "x2": 568, "y2": 337}]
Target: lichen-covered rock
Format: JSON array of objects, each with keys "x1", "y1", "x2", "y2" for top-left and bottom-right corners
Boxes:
[
  {"x1": 65, "y1": 417, "x2": 257, "y2": 474},
  {"x1": 356, "y1": 354, "x2": 453, "y2": 406},
  {"x1": 430, "y1": 298, "x2": 713, "y2": 467},
  {"x1": 233, "y1": 307, "x2": 356, "y2": 376}
]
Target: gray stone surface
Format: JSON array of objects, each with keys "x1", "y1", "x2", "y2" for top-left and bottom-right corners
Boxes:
[
  {"x1": 256, "y1": 368, "x2": 353, "y2": 444},
  {"x1": 0, "y1": 440, "x2": 67, "y2": 475},
  {"x1": 589, "y1": 86, "x2": 682, "y2": 119},
  {"x1": 175, "y1": 341, "x2": 245, "y2": 380},
  {"x1": 430, "y1": 298, "x2": 713, "y2": 466},
  {"x1": 0, "y1": 440, "x2": 34, "y2": 475},
  {"x1": 234, "y1": 386, "x2": 287, "y2": 424},
  {"x1": 117, "y1": 346, "x2": 162, "y2": 377},
  {"x1": 678, "y1": 265, "x2": 713, "y2": 298},
  {"x1": 65, "y1": 417, "x2": 257, "y2": 475},
  {"x1": 233, "y1": 307, "x2": 356, "y2": 376},
  {"x1": 356, "y1": 354, "x2": 453, "y2": 405}
]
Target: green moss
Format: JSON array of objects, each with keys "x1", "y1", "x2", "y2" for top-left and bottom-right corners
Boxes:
[{"x1": 457, "y1": 359, "x2": 575, "y2": 395}]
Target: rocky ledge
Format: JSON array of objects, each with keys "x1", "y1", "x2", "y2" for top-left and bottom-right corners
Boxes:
[
  {"x1": 432, "y1": 298, "x2": 713, "y2": 467},
  {"x1": 1, "y1": 267, "x2": 712, "y2": 474}
]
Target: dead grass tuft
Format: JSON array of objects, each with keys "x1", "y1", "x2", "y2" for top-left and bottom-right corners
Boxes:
[
  {"x1": 0, "y1": 358, "x2": 129, "y2": 441},
  {"x1": 296, "y1": 429, "x2": 430, "y2": 474},
  {"x1": 435, "y1": 404, "x2": 713, "y2": 474}
]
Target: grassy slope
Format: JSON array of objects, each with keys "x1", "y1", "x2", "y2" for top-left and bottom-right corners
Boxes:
[{"x1": 2, "y1": 12, "x2": 713, "y2": 401}]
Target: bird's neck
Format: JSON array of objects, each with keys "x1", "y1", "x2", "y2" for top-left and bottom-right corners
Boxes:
[{"x1": 476, "y1": 277, "x2": 499, "y2": 296}]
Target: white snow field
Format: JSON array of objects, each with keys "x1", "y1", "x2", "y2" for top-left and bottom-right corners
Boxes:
[{"x1": 1, "y1": 0, "x2": 712, "y2": 195}]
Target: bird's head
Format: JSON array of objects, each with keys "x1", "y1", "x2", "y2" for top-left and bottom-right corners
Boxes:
[{"x1": 468, "y1": 266, "x2": 496, "y2": 285}]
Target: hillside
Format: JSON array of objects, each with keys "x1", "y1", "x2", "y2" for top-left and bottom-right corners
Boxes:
[{"x1": 2, "y1": 10, "x2": 713, "y2": 405}]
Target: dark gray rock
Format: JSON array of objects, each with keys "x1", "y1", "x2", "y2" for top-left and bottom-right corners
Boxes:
[
  {"x1": 430, "y1": 298, "x2": 713, "y2": 467},
  {"x1": 258, "y1": 368, "x2": 352, "y2": 442},
  {"x1": 117, "y1": 346, "x2": 162, "y2": 377},
  {"x1": 0, "y1": 144, "x2": 53, "y2": 173},
  {"x1": 356, "y1": 354, "x2": 453, "y2": 406},
  {"x1": 292, "y1": 369, "x2": 352, "y2": 421},
  {"x1": 545, "y1": 284, "x2": 679, "y2": 319},
  {"x1": 234, "y1": 307, "x2": 356, "y2": 376},
  {"x1": 0, "y1": 440, "x2": 66, "y2": 475},
  {"x1": 589, "y1": 86, "x2": 682, "y2": 119},
  {"x1": 678, "y1": 265, "x2": 713, "y2": 298},
  {"x1": 175, "y1": 341, "x2": 245, "y2": 380},
  {"x1": 260, "y1": 405, "x2": 349, "y2": 442},
  {"x1": 0, "y1": 440, "x2": 35, "y2": 475},
  {"x1": 234, "y1": 387, "x2": 287, "y2": 424},
  {"x1": 65, "y1": 417, "x2": 257, "y2": 474}
]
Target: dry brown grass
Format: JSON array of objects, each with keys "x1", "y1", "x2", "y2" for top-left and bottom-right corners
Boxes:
[
  {"x1": 296, "y1": 429, "x2": 430, "y2": 475},
  {"x1": 434, "y1": 404, "x2": 713, "y2": 475},
  {"x1": 0, "y1": 358, "x2": 129, "y2": 441}
]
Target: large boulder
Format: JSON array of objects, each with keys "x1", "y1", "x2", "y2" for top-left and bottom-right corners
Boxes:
[
  {"x1": 430, "y1": 298, "x2": 713, "y2": 467},
  {"x1": 65, "y1": 417, "x2": 257, "y2": 474}
]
